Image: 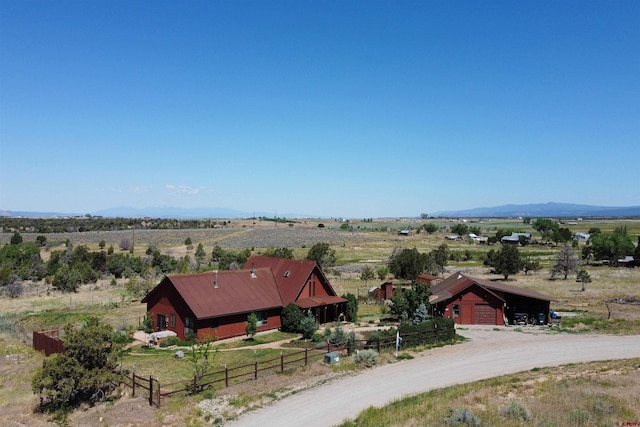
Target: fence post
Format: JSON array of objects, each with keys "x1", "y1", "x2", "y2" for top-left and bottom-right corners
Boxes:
[
  {"x1": 226, "y1": 364, "x2": 229, "y2": 387},
  {"x1": 148, "y1": 375, "x2": 153, "y2": 406},
  {"x1": 156, "y1": 379, "x2": 161, "y2": 408},
  {"x1": 254, "y1": 361, "x2": 258, "y2": 380},
  {"x1": 280, "y1": 352, "x2": 284, "y2": 372},
  {"x1": 132, "y1": 372, "x2": 136, "y2": 397},
  {"x1": 377, "y1": 337, "x2": 380, "y2": 353},
  {"x1": 304, "y1": 348, "x2": 308, "y2": 366},
  {"x1": 193, "y1": 375, "x2": 197, "y2": 395}
]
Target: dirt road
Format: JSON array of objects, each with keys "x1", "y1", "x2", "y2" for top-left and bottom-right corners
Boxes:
[{"x1": 226, "y1": 326, "x2": 640, "y2": 427}]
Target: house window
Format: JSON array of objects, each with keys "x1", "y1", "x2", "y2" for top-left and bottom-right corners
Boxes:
[
  {"x1": 170, "y1": 313, "x2": 176, "y2": 328},
  {"x1": 184, "y1": 316, "x2": 194, "y2": 336},
  {"x1": 256, "y1": 311, "x2": 268, "y2": 326},
  {"x1": 452, "y1": 304, "x2": 460, "y2": 318}
]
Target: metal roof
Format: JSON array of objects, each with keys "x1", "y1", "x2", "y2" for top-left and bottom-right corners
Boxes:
[
  {"x1": 143, "y1": 256, "x2": 347, "y2": 321},
  {"x1": 143, "y1": 268, "x2": 283, "y2": 320},
  {"x1": 245, "y1": 255, "x2": 336, "y2": 305},
  {"x1": 430, "y1": 273, "x2": 554, "y2": 304},
  {"x1": 294, "y1": 295, "x2": 347, "y2": 309}
]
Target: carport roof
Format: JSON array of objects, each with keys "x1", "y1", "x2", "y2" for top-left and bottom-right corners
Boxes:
[{"x1": 430, "y1": 273, "x2": 555, "y2": 304}]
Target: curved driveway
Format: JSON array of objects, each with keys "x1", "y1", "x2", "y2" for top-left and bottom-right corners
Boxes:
[{"x1": 227, "y1": 326, "x2": 640, "y2": 427}]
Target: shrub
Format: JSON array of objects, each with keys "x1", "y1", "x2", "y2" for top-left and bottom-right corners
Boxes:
[
  {"x1": 5, "y1": 280, "x2": 23, "y2": 298},
  {"x1": 365, "y1": 318, "x2": 456, "y2": 350},
  {"x1": 499, "y1": 400, "x2": 531, "y2": 420},
  {"x1": 300, "y1": 312, "x2": 318, "y2": 340},
  {"x1": 280, "y1": 303, "x2": 304, "y2": 333},
  {"x1": 327, "y1": 325, "x2": 349, "y2": 346},
  {"x1": 444, "y1": 407, "x2": 481, "y2": 426},
  {"x1": 353, "y1": 349, "x2": 379, "y2": 367},
  {"x1": 343, "y1": 293, "x2": 358, "y2": 322},
  {"x1": 245, "y1": 313, "x2": 258, "y2": 338},
  {"x1": 32, "y1": 317, "x2": 118, "y2": 412},
  {"x1": 160, "y1": 336, "x2": 183, "y2": 347}
]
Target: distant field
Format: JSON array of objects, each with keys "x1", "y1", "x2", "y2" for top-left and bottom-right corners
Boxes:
[{"x1": 2, "y1": 217, "x2": 639, "y2": 329}]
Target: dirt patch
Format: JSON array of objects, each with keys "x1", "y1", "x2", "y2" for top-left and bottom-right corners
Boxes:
[
  {"x1": 68, "y1": 396, "x2": 158, "y2": 427},
  {"x1": 198, "y1": 362, "x2": 354, "y2": 423}
]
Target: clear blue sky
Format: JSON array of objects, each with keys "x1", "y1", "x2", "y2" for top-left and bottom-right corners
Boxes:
[{"x1": 1, "y1": 1, "x2": 638, "y2": 218}]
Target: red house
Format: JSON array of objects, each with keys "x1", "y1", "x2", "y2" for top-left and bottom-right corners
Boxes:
[
  {"x1": 430, "y1": 273, "x2": 554, "y2": 326},
  {"x1": 246, "y1": 256, "x2": 347, "y2": 324},
  {"x1": 141, "y1": 256, "x2": 347, "y2": 341}
]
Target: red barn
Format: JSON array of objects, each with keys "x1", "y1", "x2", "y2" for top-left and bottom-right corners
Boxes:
[
  {"x1": 430, "y1": 273, "x2": 554, "y2": 326},
  {"x1": 142, "y1": 256, "x2": 347, "y2": 341}
]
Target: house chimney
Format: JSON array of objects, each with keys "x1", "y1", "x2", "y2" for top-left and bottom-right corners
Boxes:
[
  {"x1": 214, "y1": 270, "x2": 218, "y2": 288},
  {"x1": 457, "y1": 271, "x2": 463, "y2": 279},
  {"x1": 250, "y1": 263, "x2": 257, "y2": 279}
]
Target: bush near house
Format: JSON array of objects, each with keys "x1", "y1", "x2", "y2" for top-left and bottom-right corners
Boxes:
[{"x1": 366, "y1": 318, "x2": 455, "y2": 349}]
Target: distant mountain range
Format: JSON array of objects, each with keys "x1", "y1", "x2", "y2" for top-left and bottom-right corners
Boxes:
[
  {"x1": 2, "y1": 202, "x2": 640, "y2": 219},
  {"x1": 0, "y1": 206, "x2": 302, "y2": 219},
  {"x1": 431, "y1": 202, "x2": 640, "y2": 218}
]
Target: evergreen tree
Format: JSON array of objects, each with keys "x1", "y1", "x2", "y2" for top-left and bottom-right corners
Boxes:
[
  {"x1": 489, "y1": 244, "x2": 523, "y2": 280},
  {"x1": 32, "y1": 317, "x2": 118, "y2": 411},
  {"x1": 280, "y1": 303, "x2": 304, "y2": 333},
  {"x1": 413, "y1": 302, "x2": 429, "y2": 324}
]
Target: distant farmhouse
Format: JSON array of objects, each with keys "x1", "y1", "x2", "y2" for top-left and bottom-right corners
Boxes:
[
  {"x1": 573, "y1": 232, "x2": 590, "y2": 242},
  {"x1": 500, "y1": 232, "x2": 531, "y2": 245}
]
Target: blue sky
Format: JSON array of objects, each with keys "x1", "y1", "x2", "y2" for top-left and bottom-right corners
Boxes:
[{"x1": 1, "y1": 1, "x2": 638, "y2": 218}]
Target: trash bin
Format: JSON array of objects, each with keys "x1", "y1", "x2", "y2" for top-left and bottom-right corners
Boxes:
[{"x1": 324, "y1": 352, "x2": 340, "y2": 365}]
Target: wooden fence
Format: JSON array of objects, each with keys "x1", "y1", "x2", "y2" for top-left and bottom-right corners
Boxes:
[
  {"x1": 32, "y1": 328, "x2": 65, "y2": 356},
  {"x1": 115, "y1": 326, "x2": 454, "y2": 407}
]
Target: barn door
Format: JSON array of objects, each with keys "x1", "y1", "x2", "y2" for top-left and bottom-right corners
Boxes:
[{"x1": 474, "y1": 304, "x2": 495, "y2": 324}]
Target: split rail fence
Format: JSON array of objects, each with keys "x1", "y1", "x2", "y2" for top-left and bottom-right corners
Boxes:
[{"x1": 115, "y1": 326, "x2": 452, "y2": 407}]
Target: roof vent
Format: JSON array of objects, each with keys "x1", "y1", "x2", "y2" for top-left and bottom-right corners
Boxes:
[
  {"x1": 251, "y1": 263, "x2": 257, "y2": 278},
  {"x1": 214, "y1": 270, "x2": 218, "y2": 288},
  {"x1": 284, "y1": 271, "x2": 290, "y2": 278},
  {"x1": 457, "y1": 271, "x2": 463, "y2": 279}
]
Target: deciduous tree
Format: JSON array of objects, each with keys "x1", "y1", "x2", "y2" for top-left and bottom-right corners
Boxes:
[
  {"x1": 589, "y1": 232, "x2": 634, "y2": 265},
  {"x1": 551, "y1": 244, "x2": 579, "y2": 280},
  {"x1": 375, "y1": 265, "x2": 389, "y2": 280},
  {"x1": 533, "y1": 218, "x2": 559, "y2": 241},
  {"x1": 263, "y1": 246, "x2": 294, "y2": 259},
  {"x1": 306, "y1": 242, "x2": 336, "y2": 270},
  {"x1": 360, "y1": 266, "x2": 375, "y2": 285},
  {"x1": 246, "y1": 313, "x2": 258, "y2": 338}
]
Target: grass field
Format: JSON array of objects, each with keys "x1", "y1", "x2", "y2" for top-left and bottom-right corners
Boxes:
[
  {"x1": 1, "y1": 217, "x2": 639, "y2": 425},
  {"x1": 338, "y1": 358, "x2": 640, "y2": 427}
]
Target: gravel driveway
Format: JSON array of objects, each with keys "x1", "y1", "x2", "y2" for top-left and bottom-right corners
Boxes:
[{"x1": 227, "y1": 326, "x2": 640, "y2": 427}]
